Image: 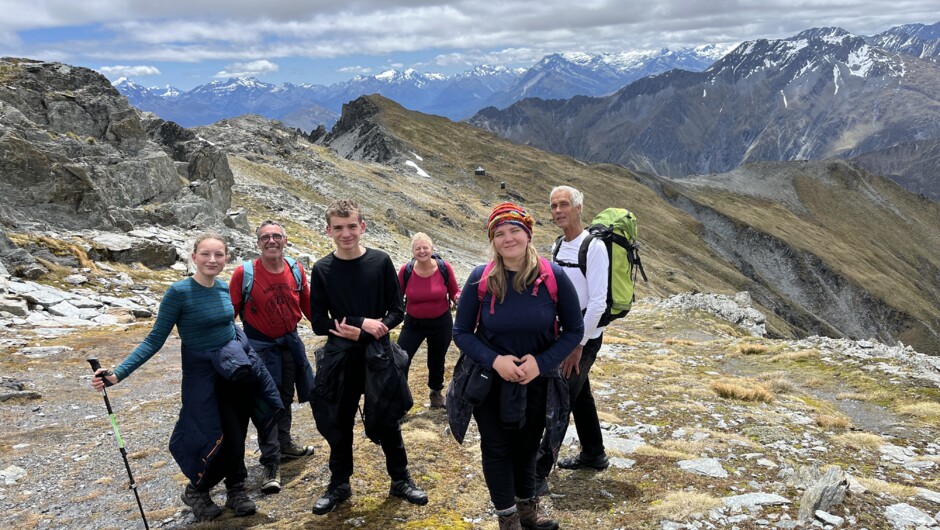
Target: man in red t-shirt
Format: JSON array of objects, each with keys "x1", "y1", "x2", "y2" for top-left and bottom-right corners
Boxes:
[{"x1": 230, "y1": 220, "x2": 315, "y2": 494}]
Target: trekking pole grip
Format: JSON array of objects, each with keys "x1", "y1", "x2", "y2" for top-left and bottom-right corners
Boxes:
[{"x1": 87, "y1": 358, "x2": 114, "y2": 387}]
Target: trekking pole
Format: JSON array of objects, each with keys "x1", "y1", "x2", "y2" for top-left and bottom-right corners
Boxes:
[{"x1": 87, "y1": 358, "x2": 150, "y2": 530}]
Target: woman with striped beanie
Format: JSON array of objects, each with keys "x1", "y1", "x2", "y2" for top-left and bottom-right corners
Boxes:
[{"x1": 451, "y1": 202, "x2": 584, "y2": 530}]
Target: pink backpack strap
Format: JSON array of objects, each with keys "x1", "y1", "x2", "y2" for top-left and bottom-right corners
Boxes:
[
  {"x1": 531, "y1": 257, "x2": 558, "y2": 302},
  {"x1": 533, "y1": 258, "x2": 560, "y2": 337},
  {"x1": 476, "y1": 261, "x2": 497, "y2": 329}
]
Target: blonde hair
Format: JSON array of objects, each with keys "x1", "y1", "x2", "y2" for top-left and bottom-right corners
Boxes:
[
  {"x1": 192, "y1": 232, "x2": 228, "y2": 254},
  {"x1": 485, "y1": 241, "x2": 540, "y2": 303},
  {"x1": 411, "y1": 232, "x2": 433, "y2": 248}
]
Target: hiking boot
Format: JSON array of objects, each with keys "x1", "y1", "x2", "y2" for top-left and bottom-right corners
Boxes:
[
  {"x1": 312, "y1": 483, "x2": 351, "y2": 515},
  {"x1": 280, "y1": 440, "x2": 315, "y2": 460},
  {"x1": 225, "y1": 483, "x2": 257, "y2": 517},
  {"x1": 429, "y1": 389, "x2": 446, "y2": 408},
  {"x1": 535, "y1": 477, "x2": 549, "y2": 497},
  {"x1": 557, "y1": 452, "x2": 609, "y2": 471},
  {"x1": 516, "y1": 497, "x2": 558, "y2": 530},
  {"x1": 389, "y1": 478, "x2": 429, "y2": 505},
  {"x1": 498, "y1": 510, "x2": 523, "y2": 530},
  {"x1": 260, "y1": 462, "x2": 281, "y2": 494},
  {"x1": 181, "y1": 484, "x2": 222, "y2": 522}
]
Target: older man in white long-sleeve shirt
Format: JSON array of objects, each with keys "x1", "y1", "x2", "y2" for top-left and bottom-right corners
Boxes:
[{"x1": 535, "y1": 185, "x2": 612, "y2": 496}]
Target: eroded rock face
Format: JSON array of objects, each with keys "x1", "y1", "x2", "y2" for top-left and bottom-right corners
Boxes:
[{"x1": 0, "y1": 58, "x2": 235, "y2": 232}]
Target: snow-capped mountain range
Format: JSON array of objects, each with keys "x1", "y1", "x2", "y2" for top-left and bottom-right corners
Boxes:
[
  {"x1": 114, "y1": 46, "x2": 729, "y2": 129},
  {"x1": 468, "y1": 23, "x2": 940, "y2": 200}
]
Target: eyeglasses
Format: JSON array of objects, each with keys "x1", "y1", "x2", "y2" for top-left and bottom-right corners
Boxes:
[{"x1": 258, "y1": 233, "x2": 284, "y2": 242}]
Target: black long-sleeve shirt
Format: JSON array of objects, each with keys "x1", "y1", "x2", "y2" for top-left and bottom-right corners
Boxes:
[{"x1": 309, "y1": 248, "x2": 404, "y2": 343}]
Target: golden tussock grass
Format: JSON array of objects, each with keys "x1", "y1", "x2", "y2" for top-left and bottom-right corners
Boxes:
[
  {"x1": 659, "y1": 439, "x2": 709, "y2": 455},
  {"x1": 755, "y1": 372, "x2": 795, "y2": 394},
  {"x1": 836, "y1": 392, "x2": 869, "y2": 401},
  {"x1": 664, "y1": 338, "x2": 698, "y2": 346},
  {"x1": 649, "y1": 491, "x2": 723, "y2": 521},
  {"x1": 856, "y1": 476, "x2": 919, "y2": 497},
  {"x1": 814, "y1": 413, "x2": 851, "y2": 430},
  {"x1": 129, "y1": 447, "x2": 159, "y2": 459},
  {"x1": 769, "y1": 349, "x2": 818, "y2": 362},
  {"x1": 709, "y1": 379, "x2": 774, "y2": 403},
  {"x1": 604, "y1": 335, "x2": 641, "y2": 345},
  {"x1": 634, "y1": 445, "x2": 695, "y2": 460},
  {"x1": 896, "y1": 402, "x2": 940, "y2": 424},
  {"x1": 737, "y1": 343, "x2": 770, "y2": 355},
  {"x1": 830, "y1": 432, "x2": 883, "y2": 450}
]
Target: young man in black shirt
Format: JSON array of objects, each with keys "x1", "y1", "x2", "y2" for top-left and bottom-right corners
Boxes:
[{"x1": 308, "y1": 199, "x2": 428, "y2": 515}]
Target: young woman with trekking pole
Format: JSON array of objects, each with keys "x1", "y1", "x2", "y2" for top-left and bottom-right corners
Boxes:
[{"x1": 90, "y1": 232, "x2": 283, "y2": 522}]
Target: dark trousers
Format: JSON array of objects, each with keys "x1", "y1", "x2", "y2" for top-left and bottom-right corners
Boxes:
[
  {"x1": 258, "y1": 345, "x2": 296, "y2": 465},
  {"x1": 397, "y1": 311, "x2": 453, "y2": 391},
  {"x1": 535, "y1": 334, "x2": 605, "y2": 479},
  {"x1": 197, "y1": 376, "x2": 251, "y2": 491},
  {"x1": 322, "y1": 347, "x2": 409, "y2": 490},
  {"x1": 474, "y1": 377, "x2": 548, "y2": 510}
]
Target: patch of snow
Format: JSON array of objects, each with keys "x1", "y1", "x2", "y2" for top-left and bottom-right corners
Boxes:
[{"x1": 405, "y1": 160, "x2": 430, "y2": 178}]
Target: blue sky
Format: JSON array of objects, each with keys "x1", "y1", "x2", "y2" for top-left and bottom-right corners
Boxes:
[{"x1": 0, "y1": 1, "x2": 937, "y2": 90}]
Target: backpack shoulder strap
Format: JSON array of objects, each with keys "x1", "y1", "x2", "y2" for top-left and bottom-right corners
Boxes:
[
  {"x1": 434, "y1": 256, "x2": 449, "y2": 291},
  {"x1": 551, "y1": 235, "x2": 564, "y2": 262},
  {"x1": 284, "y1": 256, "x2": 303, "y2": 292},
  {"x1": 576, "y1": 234, "x2": 595, "y2": 277},
  {"x1": 533, "y1": 257, "x2": 560, "y2": 337},
  {"x1": 241, "y1": 260, "x2": 254, "y2": 301},
  {"x1": 402, "y1": 258, "x2": 417, "y2": 292},
  {"x1": 476, "y1": 261, "x2": 497, "y2": 328},
  {"x1": 533, "y1": 257, "x2": 559, "y2": 302}
]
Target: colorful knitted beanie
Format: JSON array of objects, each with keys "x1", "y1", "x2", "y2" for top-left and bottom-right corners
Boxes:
[{"x1": 487, "y1": 202, "x2": 534, "y2": 241}]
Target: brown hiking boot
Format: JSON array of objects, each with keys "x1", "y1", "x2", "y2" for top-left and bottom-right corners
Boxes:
[
  {"x1": 429, "y1": 389, "x2": 446, "y2": 408},
  {"x1": 498, "y1": 510, "x2": 523, "y2": 530},
  {"x1": 517, "y1": 497, "x2": 558, "y2": 530},
  {"x1": 280, "y1": 440, "x2": 315, "y2": 460},
  {"x1": 260, "y1": 462, "x2": 281, "y2": 494}
]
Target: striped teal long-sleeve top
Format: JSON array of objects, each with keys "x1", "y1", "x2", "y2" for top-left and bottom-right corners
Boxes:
[{"x1": 114, "y1": 277, "x2": 236, "y2": 381}]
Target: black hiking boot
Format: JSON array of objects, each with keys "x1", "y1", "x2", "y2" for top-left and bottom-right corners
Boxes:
[
  {"x1": 225, "y1": 483, "x2": 257, "y2": 516},
  {"x1": 181, "y1": 484, "x2": 222, "y2": 522},
  {"x1": 312, "y1": 483, "x2": 352, "y2": 515},
  {"x1": 389, "y1": 477, "x2": 429, "y2": 505},
  {"x1": 557, "y1": 452, "x2": 609, "y2": 471}
]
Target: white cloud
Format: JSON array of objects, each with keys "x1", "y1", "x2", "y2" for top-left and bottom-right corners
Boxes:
[
  {"x1": 98, "y1": 65, "x2": 162, "y2": 77},
  {"x1": 337, "y1": 65, "x2": 373, "y2": 74},
  {"x1": 0, "y1": 1, "x2": 937, "y2": 84},
  {"x1": 214, "y1": 59, "x2": 279, "y2": 78}
]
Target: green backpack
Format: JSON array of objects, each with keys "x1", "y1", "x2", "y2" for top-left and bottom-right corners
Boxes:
[{"x1": 552, "y1": 208, "x2": 648, "y2": 325}]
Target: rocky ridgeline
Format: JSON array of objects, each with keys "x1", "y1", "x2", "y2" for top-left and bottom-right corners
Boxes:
[{"x1": 0, "y1": 58, "x2": 245, "y2": 233}]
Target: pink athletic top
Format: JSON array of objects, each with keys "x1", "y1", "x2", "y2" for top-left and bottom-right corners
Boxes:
[{"x1": 398, "y1": 261, "x2": 460, "y2": 319}]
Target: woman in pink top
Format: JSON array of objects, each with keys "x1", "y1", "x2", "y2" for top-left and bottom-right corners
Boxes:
[{"x1": 397, "y1": 232, "x2": 460, "y2": 408}]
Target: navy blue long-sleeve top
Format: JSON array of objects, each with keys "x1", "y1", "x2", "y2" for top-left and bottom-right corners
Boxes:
[{"x1": 452, "y1": 262, "x2": 584, "y2": 376}]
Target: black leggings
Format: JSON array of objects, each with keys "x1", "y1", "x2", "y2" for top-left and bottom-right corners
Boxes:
[
  {"x1": 397, "y1": 311, "x2": 453, "y2": 391},
  {"x1": 473, "y1": 377, "x2": 548, "y2": 510},
  {"x1": 197, "y1": 376, "x2": 251, "y2": 491}
]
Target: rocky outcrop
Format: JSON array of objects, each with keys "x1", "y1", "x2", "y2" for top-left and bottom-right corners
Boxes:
[
  {"x1": 319, "y1": 96, "x2": 407, "y2": 163},
  {"x1": 0, "y1": 58, "x2": 235, "y2": 232}
]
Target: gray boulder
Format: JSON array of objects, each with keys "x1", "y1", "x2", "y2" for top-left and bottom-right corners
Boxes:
[{"x1": 0, "y1": 58, "x2": 238, "y2": 233}]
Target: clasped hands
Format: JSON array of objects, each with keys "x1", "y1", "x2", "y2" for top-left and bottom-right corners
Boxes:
[
  {"x1": 330, "y1": 317, "x2": 388, "y2": 340},
  {"x1": 493, "y1": 354, "x2": 540, "y2": 385}
]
